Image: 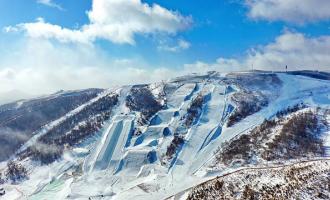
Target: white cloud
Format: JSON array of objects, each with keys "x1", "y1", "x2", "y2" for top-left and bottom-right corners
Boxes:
[
  {"x1": 246, "y1": 32, "x2": 330, "y2": 71},
  {"x1": 158, "y1": 39, "x2": 191, "y2": 52},
  {"x1": 246, "y1": 0, "x2": 330, "y2": 24},
  {"x1": 37, "y1": 0, "x2": 63, "y2": 10},
  {"x1": 0, "y1": 38, "x2": 179, "y2": 101},
  {"x1": 184, "y1": 58, "x2": 244, "y2": 73},
  {"x1": 7, "y1": 0, "x2": 192, "y2": 45},
  {"x1": 1, "y1": 31, "x2": 329, "y2": 104},
  {"x1": 186, "y1": 32, "x2": 330, "y2": 72}
]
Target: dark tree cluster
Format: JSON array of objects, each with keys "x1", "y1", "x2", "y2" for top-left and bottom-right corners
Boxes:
[
  {"x1": 0, "y1": 89, "x2": 101, "y2": 134},
  {"x1": 166, "y1": 135, "x2": 185, "y2": 158},
  {"x1": 187, "y1": 180, "x2": 224, "y2": 200},
  {"x1": 287, "y1": 70, "x2": 330, "y2": 80},
  {"x1": 126, "y1": 86, "x2": 163, "y2": 124},
  {"x1": 224, "y1": 73, "x2": 283, "y2": 127},
  {"x1": 248, "y1": 119, "x2": 278, "y2": 150},
  {"x1": 263, "y1": 111, "x2": 324, "y2": 160},
  {"x1": 216, "y1": 134, "x2": 253, "y2": 165},
  {"x1": 224, "y1": 73, "x2": 282, "y2": 94},
  {"x1": 24, "y1": 144, "x2": 63, "y2": 165},
  {"x1": 188, "y1": 161, "x2": 330, "y2": 200},
  {"x1": 242, "y1": 185, "x2": 256, "y2": 200},
  {"x1": 20, "y1": 94, "x2": 118, "y2": 164},
  {"x1": 275, "y1": 103, "x2": 307, "y2": 118},
  {"x1": 216, "y1": 108, "x2": 325, "y2": 166},
  {"x1": 0, "y1": 89, "x2": 101, "y2": 161},
  {"x1": 52, "y1": 117, "x2": 104, "y2": 146},
  {"x1": 0, "y1": 173, "x2": 4, "y2": 185},
  {"x1": 185, "y1": 94, "x2": 204, "y2": 127},
  {"x1": 227, "y1": 91, "x2": 268, "y2": 127},
  {"x1": 39, "y1": 94, "x2": 118, "y2": 144},
  {"x1": 5, "y1": 161, "x2": 28, "y2": 183},
  {"x1": 216, "y1": 117, "x2": 278, "y2": 165}
]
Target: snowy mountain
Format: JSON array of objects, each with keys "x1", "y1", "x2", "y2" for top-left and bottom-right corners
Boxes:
[
  {"x1": 0, "y1": 71, "x2": 330, "y2": 200},
  {"x1": 0, "y1": 89, "x2": 103, "y2": 162},
  {"x1": 0, "y1": 90, "x2": 34, "y2": 106}
]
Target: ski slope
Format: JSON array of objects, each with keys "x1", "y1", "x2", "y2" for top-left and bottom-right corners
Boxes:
[
  {"x1": 171, "y1": 84, "x2": 226, "y2": 178},
  {"x1": 3, "y1": 71, "x2": 330, "y2": 200},
  {"x1": 91, "y1": 115, "x2": 134, "y2": 172},
  {"x1": 16, "y1": 89, "x2": 115, "y2": 156}
]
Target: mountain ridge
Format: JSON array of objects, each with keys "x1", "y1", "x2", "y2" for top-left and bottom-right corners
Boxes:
[{"x1": 0, "y1": 70, "x2": 329, "y2": 200}]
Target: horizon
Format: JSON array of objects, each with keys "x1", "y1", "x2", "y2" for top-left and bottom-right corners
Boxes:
[{"x1": 1, "y1": 69, "x2": 329, "y2": 106}]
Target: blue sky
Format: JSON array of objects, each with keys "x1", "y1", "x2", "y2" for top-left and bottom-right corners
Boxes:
[
  {"x1": 1, "y1": 0, "x2": 329, "y2": 66},
  {"x1": 0, "y1": 0, "x2": 330, "y2": 99}
]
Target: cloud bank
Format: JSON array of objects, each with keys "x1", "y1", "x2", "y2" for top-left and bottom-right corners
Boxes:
[
  {"x1": 37, "y1": 0, "x2": 63, "y2": 10},
  {"x1": 158, "y1": 39, "x2": 191, "y2": 52},
  {"x1": 0, "y1": 39, "x2": 176, "y2": 96},
  {"x1": 246, "y1": 0, "x2": 330, "y2": 24},
  {"x1": 186, "y1": 32, "x2": 330, "y2": 72},
  {"x1": 245, "y1": 32, "x2": 330, "y2": 70},
  {"x1": 1, "y1": 31, "x2": 329, "y2": 104},
  {"x1": 2, "y1": 0, "x2": 330, "y2": 104},
  {"x1": 7, "y1": 0, "x2": 191, "y2": 45}
]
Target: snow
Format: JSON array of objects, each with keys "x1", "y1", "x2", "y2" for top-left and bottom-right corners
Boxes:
[
  {"x1": 133, "y1": 126, "x2": 168, "y2": 147},
  {"x1": 0, "y1": 152, "x2": 78, "y2": 200},
  {"x1": 3, "y1": 72, "x2": 330, "y2": 200},
  {"x1": 29, "y1": 178, "x2": 73, "y2": 200},
  {"x1": 167, "y1": 83, "x2": 196, "y2": 108},
  {"x1": 0, "y1": 185, "x2": 23, "y2": 200},
  {"x1": 149, "y1": 110, "x2": 175, "y2": 125},
  {"x1": 16, "y1": 89, "x2": 116, "y2": 156},
  {"x1": 323, "y1": 113, "x2": 330, "y2": 156},
  {"x1": 91, "y1": 115, "x2": 134, "y2": 172},
  {"x1": 171, "y1": 84, "x2": 226, "y2": 177},
  {"x1": 180, "y1": 159, "x2": 330, "y2": 200},
  {"x1": 85, "y1": 86, "x2": 134, "y2": 173},
  {"x1": 72, "y1": 148, "x2": 90, "y2": 157}
]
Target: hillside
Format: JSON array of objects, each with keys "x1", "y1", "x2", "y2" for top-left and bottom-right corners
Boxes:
[
  {"x1": 182, "y1": 159, "x2": 330, "y2": 200},
  {"x1": 0, "y1": 71, "x2": 329, "y2": 200}
]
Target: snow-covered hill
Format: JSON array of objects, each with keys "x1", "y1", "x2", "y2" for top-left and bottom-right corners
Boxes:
[{"x1": 0, "y1": 71, "x2": 330, "y2": 200}]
